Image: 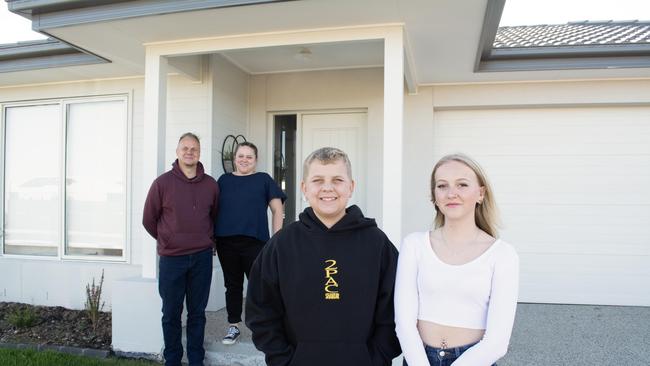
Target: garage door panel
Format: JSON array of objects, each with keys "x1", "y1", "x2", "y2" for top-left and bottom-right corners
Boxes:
[
  {"x1": 503, "y1": 205, "x2": 650, "y2": 241},
  {"x1": 433, "y1": 137, "x2": 650, "y2": 155},
  {"x1": 434, "y1": 109, "x2": 650, "y2": 156},
  {"x1": 487, "y1": 155, "x2": 650, "y2": 205},
  {"x1": 494, "y1": 179, "x2": 650, "y2": 205},
  {"x1": 502, "y1": 230, "x2": 650, "y2": 256},
  {"x1": 435, "y1": 107, "x2": 650, "y2": 128},
  {"x1": 433, "y1": 142, "x2": 650, "y2": 157},
  {"x1": 485, "y1": 155, "x2": 650, "y2": 177},
  {"x1": 434, "y1": 121, "x2": 650, "y2": 139},
  {"x1": 502, "y1": 235, "x2": 649, "y2": 257},
  {"x1": 433, "y1": 106, "x2": 650, "y2": 305},
  {"x1": 503, "y1": 204, "x2": 650, "y2": 224},
  {"x1": 520, "y1": 253, "x2": 650, "y2": 306}
]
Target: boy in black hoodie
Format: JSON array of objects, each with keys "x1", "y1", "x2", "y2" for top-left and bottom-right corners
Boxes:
[{"x1": 246, "y1": 147, "x2": 401, "y2": 366}]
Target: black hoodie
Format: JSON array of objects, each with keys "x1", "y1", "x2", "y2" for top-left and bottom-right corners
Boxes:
[{"x1": 245, "y1": 205, "x2": 401, "y2": 366}]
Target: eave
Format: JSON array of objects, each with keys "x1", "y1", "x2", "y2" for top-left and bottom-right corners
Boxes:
[
  {"x1": 0, "y1": 39, "x2": 107, "y2": 73},
  {"x1": 7, "y1": 0, "x2": 290, "y2": 28}
]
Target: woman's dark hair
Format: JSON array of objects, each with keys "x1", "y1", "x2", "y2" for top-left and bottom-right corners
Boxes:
[{"x1": 235, "y1": 141, "x2": 258, "y2": 158}]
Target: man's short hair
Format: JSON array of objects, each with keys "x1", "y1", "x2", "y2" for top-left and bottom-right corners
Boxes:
[{"x1": 178, "y1": 132, "x2": 200, "y2": 144}]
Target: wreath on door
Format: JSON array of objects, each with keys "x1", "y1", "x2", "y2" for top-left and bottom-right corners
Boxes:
[{"x1": 221, "y1": 134, "x2": 247, "y2": 173}]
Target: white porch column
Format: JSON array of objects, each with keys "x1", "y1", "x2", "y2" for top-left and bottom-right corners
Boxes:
[
  {"x1": 113, "y1": 49, "x2": 167, "y2": 356},
  {"x1": 142, "y1": 50, "x2": 168, "y2": 279},
  {"x1": 382, "y1": 27, "x2": 404, "y2": 244}
]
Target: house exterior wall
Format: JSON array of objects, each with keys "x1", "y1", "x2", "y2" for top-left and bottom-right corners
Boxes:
[
  {"x1": 2, "y1": 71, "x2": 648, "y2": 310},
  {"x1": 206, "y1": 54, "x2": 250, "y2": 310},
  {"x1": 402, "y1": 87, "x2": 436, "y2": 237},
  {"x1": 248, "y1": 67, "x2": 385, "y2": 222},
  {"x1": 112, "y1": 57, "x2": 250, "y2": 353},
  {"x1": 165, "y1": 72, "x2": 212, "y2": 170},
  {"x1": 0, "y1": 78, "x2": 144, "y2": 309},
  {"x1": 0, "y1": 64, "x2": 247, "y2": 309},
  {"x1": 211, "y1": 54, "x2": 249, "y2": 176},
  {"x1": 430, "y1": 79, "x2": 650, "y2": 108},
  {"x1": 402, "y1": 79, "x2": 650, "y2": 236}
]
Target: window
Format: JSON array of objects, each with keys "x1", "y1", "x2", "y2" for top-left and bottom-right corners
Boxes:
[
  {"x1": 2, "y1": 96, "x2": 128, "y2": 259},
  {"x1": 273, "y1": 114, "x2": 297, "y2": 225},
  {"x1": 3, "y1": 104, "x2": 61, "y2": 256}
]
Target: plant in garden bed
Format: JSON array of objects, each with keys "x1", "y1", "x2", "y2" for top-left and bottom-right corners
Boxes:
[
  {"x1": 85, "y1": 269, "x2": 105, "y2": 333},
  {"x1": 0, "y1": 302, "x2": 112, "y2": 350},
  {"x1": 7, "y1": 306, "x2": 39, "y2": 328}
]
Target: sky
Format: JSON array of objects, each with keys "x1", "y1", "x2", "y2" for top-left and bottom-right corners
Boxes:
[
  {"x1": 500, "y1": 0, "x2": 650, "y2": 26},
  {"x1": 1, "y1": 0, "x2": 650, "y2": 44},
  {"x1": 0, "y1": 2, "x2": 47, "y2": 44}
]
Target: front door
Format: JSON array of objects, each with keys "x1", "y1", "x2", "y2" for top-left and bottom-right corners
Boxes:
[{"x1": 298, "y1": 111, "x2": 367, "y2": 218}]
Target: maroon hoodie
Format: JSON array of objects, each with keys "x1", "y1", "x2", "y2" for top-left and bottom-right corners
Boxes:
[{"x1": 143, "y1": 160, "x2": 219, "y2": 256}]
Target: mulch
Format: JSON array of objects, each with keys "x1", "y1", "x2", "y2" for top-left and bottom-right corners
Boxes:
[{"x1": 0, "y1": 302, "x2": 111, "y2": 350}]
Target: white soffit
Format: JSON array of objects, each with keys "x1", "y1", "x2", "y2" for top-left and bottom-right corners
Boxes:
[{"x1": 220, "y1": 40, "x2": 384, "y2": 74}]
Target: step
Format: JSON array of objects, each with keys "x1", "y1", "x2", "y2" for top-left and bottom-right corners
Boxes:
[
  {"x1": 205, "y1": 339, "x2": 265, "y2": 366},
  {"x1": 180, "y1": 307, "x2": 265, "y2": 365},
  {"x1": 184, "y1": 307, "x2": 402, "y2": 365},
  {"x1": 202, "y1": 308, "x2": 264, "y2": 365}
]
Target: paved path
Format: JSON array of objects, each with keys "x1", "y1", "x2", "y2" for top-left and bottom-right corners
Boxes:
[
  {"x1": 197, "y1": 303, "x2": 650, "y2": 366},
  {"x1": 501, "y1": 303, "x2": 650, "y2": 366}
]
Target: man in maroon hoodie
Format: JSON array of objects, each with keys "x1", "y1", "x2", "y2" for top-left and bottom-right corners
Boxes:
[{"x1": 143, "y1": 132, "x2": 219, "y2": 366}]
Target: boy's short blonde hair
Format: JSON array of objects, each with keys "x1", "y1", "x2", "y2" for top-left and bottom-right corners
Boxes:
[{"x1": 302, "y1": 147, "x2": 352, "y2": 180}]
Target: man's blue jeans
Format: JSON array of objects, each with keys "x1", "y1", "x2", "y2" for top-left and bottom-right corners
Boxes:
[{"x1": 159, "y1": 248, "x2": 213, "y2": 366}]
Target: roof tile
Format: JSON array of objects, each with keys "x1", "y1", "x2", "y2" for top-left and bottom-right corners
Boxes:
[{"x1": 494, "y1": 21, "x2": 650, "y2": 48}]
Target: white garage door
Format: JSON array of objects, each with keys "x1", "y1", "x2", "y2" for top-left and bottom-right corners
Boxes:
[{"x1": 432, "y1": 106, "x2": 650, "y2": 306}]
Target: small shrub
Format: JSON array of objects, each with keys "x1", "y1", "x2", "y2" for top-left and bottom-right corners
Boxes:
[
  {"x1": 7, "y1": 306, "x2": 38, "y2": 328},
  {"x1": 85, "y1": 269, "x2": 105, "y2": 332}
]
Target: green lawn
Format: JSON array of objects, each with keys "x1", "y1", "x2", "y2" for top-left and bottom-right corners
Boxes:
[{"x1": 0, "y1": 348, "x2": 160, "y2": 366}]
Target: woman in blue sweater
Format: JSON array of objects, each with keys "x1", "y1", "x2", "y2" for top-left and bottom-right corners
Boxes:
[{"x1": 214, "y1": 141, "x2": 286, "y2": 345}]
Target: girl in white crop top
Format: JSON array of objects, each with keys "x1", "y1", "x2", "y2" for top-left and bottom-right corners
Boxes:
[{"x1": 395, "y1": 154, "x2": 519, "y2": 366}]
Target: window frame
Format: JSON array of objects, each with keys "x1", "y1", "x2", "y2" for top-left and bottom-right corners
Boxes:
[{"x1": 0, "y1": 94, "x2": 132, "y2": 263}]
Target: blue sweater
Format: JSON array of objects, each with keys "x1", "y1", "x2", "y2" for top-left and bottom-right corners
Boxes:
[{"x1": 214, "y1": 172, "x2": 286, "y2": 242}]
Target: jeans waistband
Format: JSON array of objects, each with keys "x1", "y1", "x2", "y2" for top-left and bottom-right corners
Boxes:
[{"x1": 424, "y1": 342, "x2": 477, "y2": 360}]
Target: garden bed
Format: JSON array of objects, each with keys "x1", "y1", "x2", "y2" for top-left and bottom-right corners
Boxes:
[{"x1": 0, "y1": 302, "x2": 111, "y2": 350}]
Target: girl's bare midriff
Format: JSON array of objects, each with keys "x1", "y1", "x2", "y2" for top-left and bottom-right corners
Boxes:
[{"x1": 417, "y1": 319, "x2": 485, "y2": 348}]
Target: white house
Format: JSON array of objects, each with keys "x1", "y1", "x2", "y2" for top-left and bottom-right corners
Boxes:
[{"x1": 1, "y1": 0, "x2": 648, "y2": 355}]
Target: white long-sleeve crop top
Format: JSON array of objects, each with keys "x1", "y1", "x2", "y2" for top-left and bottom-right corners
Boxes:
[{"x1": 395, "y1": 231, "x2": 519, "y2": 366}]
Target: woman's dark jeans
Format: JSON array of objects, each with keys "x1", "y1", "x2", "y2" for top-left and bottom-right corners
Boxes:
[
  {"x1": 216, "y1": 235, "x2": 265, "y2": 324},
  {"x1": 159, "y1": 248, "x2": 213, "y2": 366},
  {"x1": 403, "y1": 342, "x2": 497, "y2": 366}
]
